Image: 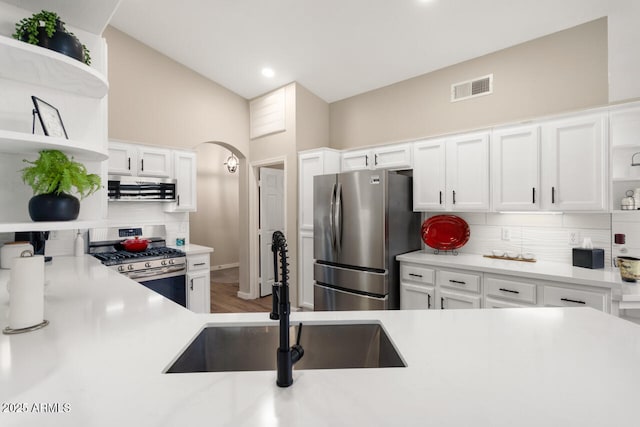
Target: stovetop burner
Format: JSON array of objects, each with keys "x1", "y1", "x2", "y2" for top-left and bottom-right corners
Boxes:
[{"x1": 93, "y1": 247, "x2": 185, "y2": 266}]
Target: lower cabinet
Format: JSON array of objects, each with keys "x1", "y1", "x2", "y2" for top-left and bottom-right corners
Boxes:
[
  {"x1": 186, "y1": 253, "x2": 211, "y2": 313},
  {"x1": 399, "y1": 261, "x2": 613, "y2": 314}
]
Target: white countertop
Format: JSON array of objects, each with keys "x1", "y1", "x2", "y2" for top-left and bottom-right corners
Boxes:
[
  {"x1": 168, "y1": 243, "x2": 213, "y2": 255},
  {"x1": 2, "y1": 256, "x2": 640, "y2": 426}
]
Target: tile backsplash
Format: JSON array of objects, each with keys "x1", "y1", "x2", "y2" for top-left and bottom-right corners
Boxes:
[{"x1": 424, "y1": 212, "x2": 612, "y2": 265}]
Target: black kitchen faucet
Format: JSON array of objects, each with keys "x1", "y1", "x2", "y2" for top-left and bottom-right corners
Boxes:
[{"x1": 270, "y1": 231, "x2": 304, "y2": 387}]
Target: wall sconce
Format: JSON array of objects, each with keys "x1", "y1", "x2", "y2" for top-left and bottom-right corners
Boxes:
[{"x1": 225, "y1": 152, "x2": 239, "y2": 173}]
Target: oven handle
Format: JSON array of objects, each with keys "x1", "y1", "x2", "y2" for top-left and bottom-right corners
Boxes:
[{"x1": 127, "y1": 266, "x2": 186, "y2": 281}]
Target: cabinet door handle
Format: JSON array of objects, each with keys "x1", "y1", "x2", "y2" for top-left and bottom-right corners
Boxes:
[
  {"x1": 365, "y1": 155, "x2": 369, "y2": 167},
  {"x1": 551, "y1": 186, "x2": 555, "y2": 204},
  {"x1": 561, "y1": 297, "x2": 585, "y2": 305},
  {"x1": 439, "y1": 191, "x2": 443, "y2": 205},
  {"x1": 452, "y1": 190, "x2": 456, "y2": 205},
  {"x1": 374, "y1": 153, "x2": 378, "y2": 166},
  {"x1": 141, "y1": 158, "x2": 144, "y2": 171},
  {"x1": 408, "y1": 273, "x2": 423, "y2": 278},
  {"x1": 177, "y1": 195, "x2": 181, "y2": 206},
  {"x1": 190, "y1": 279, "x2": 194, "y2": 291},
  {"x1": 499, "y1": 288, "x2": 520, "y2": 294},
  {"x1": 127, "y1": 157, "x2": 131, "y2": 171},
  {"x1": 427, "y1": 294, "x2": 431, "y2": 309},
  {"x1": 449, "y1": 279, "x2": 466, "y2": 285},
  {"x1": 193, "y1": 262, "x2": 206, "y2": 266},
  {"x1": 441, "y1": 297, "x2": 445, "y2": 309},
  {"x1": 532, "y1": 187, "x2": 536, "y2": 204}
]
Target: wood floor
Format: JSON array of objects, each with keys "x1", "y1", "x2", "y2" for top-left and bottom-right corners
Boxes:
[{"x1": 210, "y1": 268, "x2": 273, "y2": 313}]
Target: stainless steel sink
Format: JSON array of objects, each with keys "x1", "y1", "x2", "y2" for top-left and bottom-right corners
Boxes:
[{"x1": 165, "y1": 322, "x2": 405, "y2": 373}]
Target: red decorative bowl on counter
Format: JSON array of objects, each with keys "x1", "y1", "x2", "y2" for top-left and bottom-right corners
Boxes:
[
  {"x1": 421, "y1": 215, "x2": 470, "y2": 251},
  {"x1": 121, "y1": 236, "x2": 149, "y2": 252}
]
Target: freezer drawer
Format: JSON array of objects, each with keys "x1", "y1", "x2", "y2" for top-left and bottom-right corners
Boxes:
[
  {"x1": 314, "y1": 283, "x2": 388, "y2": 311},
  {"x1": 314, "y1": 262, "x2": 388, "y2": 296}
]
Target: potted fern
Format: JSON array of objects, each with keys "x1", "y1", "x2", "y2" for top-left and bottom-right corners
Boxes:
[
  {"x1": 21, "y1": 150, "x2": 101, "y2": 221},
  {"x1": 12, "y1": 10, "x2": 91, "y2": 65}
]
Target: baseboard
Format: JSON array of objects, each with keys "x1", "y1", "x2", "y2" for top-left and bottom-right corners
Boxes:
[
  {"x1": 211, "y1": 262, "x2": 240, "y2": 271},
  {"x1": 236, "y1": 291, "x2": 252, "y2": 300}
]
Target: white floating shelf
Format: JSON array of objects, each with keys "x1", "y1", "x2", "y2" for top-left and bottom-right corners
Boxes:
[
  {"x1": 0, "y1": 129, "x2": 107, "y2": 161},
  {"x1": 0, "y1": 35, "x2": 108, "y2": 99},
  {"x1": 0, "y1": 219, "x2": 107, "y2": 233}
]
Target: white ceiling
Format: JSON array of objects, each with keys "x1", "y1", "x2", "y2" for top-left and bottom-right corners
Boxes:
[{"x1": 110, "y1": 0, "x2": 611, "y2": 103}]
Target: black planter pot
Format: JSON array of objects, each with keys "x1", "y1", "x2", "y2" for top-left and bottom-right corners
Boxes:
[
  {"x1": 28, "y1": 193, "x2": 80, "y2": 222},
  {"x1": 23, "y1": 20, "x2": 83, "y2": 63}
]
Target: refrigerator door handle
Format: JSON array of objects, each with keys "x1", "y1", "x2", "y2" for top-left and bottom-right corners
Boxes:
[
  {"x1": 335, "y1": 182, "x2": 343, "y2": 254},
  {"x1": 329, "y1": 183, "x2": 337, "y2": 252}
]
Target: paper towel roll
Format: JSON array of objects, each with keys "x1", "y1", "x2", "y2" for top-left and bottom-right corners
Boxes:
[{"x1": 8, "y1": 255, "x2": 45, "y2": 330}]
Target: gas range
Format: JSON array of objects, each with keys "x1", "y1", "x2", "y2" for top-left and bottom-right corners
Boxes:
[{"x1": 89, "y1": 226, "x2": 187, "y2": 281}]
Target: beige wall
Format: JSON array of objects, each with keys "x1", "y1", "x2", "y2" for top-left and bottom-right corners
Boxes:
[
  {"x1": 190, "y1": 143, "x2": 240, "y2": 268},
  {"x1": 104, "y1": 26, "x2": 248, "y2": 277},
  {"x1": 105, "y1": 26, "x2": 249, "y2": 155},
  {"x1": 296, "y1": 84, "x2": 330, "y2": 151},
  {"x1": 329, "y1": 18, "x2": 608, "y2": 150}
]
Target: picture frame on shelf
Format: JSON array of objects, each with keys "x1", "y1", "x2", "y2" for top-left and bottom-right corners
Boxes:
[{"x1": 31, "y1": 96, "x2": 68, "y2": 139}]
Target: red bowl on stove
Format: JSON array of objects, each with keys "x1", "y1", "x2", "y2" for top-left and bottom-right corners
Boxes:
[{"x1": 121, "y1": 237, "x2": 149, "y2": 252}]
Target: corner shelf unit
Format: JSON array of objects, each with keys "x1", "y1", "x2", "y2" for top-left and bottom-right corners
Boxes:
[
  {"x1": 0, "y1": 130, "x2": 107, "y2": 161},
  {"x1": 0, "y1": 34, "x2": 108, "y2": 98}
]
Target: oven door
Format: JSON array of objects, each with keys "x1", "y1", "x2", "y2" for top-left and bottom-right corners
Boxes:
[{"x1": 131, "y1": 269, "x2": 187, "y2": 308}]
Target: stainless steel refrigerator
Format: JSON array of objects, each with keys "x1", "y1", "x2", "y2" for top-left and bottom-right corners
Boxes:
[{"x1": 313, "y1": 170, "x2": 420, "y2": 310}]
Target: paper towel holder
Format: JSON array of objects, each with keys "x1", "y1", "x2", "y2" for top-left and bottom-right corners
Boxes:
[{"x1": 3, "y1": 319, "x2": 49, "y2": 335}]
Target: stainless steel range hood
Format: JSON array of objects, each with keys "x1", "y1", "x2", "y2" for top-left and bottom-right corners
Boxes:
[{"x1": 107, "y1": 175, "x2": 176, "y2": 202}]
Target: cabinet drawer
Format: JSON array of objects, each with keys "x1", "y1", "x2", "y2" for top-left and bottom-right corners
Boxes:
[
  {"x1": 438, "y1": 270, "x2": 481, "y2": 293},
  {"x1": 486, "y1": 276, "x2": 537, "y2": 304},
  {"x1": 401, "y1": 264, "x2": 435, "y2": 285},
  {"x1": 543, "y1": 285, "x2": 606, "y2": 311},
  {"x1": 187, "y1": 254, "x2": 210, "y2": 271}
]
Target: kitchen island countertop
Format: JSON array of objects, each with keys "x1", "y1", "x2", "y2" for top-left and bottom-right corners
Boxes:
[{"x1": 1, "y1": 256, "x2": 640, "y2": 426}]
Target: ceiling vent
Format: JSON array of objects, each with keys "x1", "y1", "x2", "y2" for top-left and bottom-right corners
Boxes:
[{"x1": 451, "y1": 74, "x2": 493, "y2": 102}]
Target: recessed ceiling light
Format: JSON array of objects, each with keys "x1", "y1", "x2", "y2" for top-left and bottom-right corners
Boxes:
[{"x1": 261, "y1": 67, "x2": 275, "y2": 78}]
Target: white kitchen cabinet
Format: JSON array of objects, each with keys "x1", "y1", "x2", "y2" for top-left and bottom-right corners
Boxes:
[
  {"x1": 413, "y1": 139, "x2": 447, "y2": 211},
  {"x1": 413, "y1": 133, "x2": 489, "y2": 211},
  {"x1": 491, "y1": 125, "x2": 541, "y2": 211},
  {"x1": 108, "y1": 141, "x2": 172, "y2": 178},
  {"x1": 543, "y1": 284, "x2": 607, "y2": 312},
  {"x1": 341, "y1": 143, "x2": 412, "y2": 172},
  {"x1": 485, "y1": 297, "x2": 531, "y2": 309},
  {"x1": 186, "y1": 253, "x2": 210, "y2": 313},
  {"x1": 400, "y1": 263, "x2": 436, "y2": 309},
  {"x1": 297, "y1": 148, "x2": 341, "y2": 309},
  {"x1": 609, "y1": 104, "x2": 640, "y2": 211},
  {"x1": 438, "y1": 288, "x2": 481, "y2": 309},
  {"x1": 541, "y1": 114, "x2": 607, "y2": 211},
  {"x1": 484, "y1": 275, "x2": 537, "y2": 305},
  {"x1": 436, "y1": 268, "x2": 482, "y2": 309},
  {"x1": 165, "y1": 150, "x2": 197, "y2": 212},
  {"x1": 299, "y1": 230, "x2": 315, "y2": 309},
  {"x1": 446, "y1": 132, "x2": 490, "y2": 210}
]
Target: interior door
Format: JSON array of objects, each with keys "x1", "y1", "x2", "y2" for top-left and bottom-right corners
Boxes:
[{"x1": 259, "y1": 167, "x2": 284, "y2": 297}]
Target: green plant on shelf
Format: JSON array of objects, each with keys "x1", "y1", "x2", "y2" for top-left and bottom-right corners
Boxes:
[{"x1": 21, "y1": 150, "x2": 101, "y2": 199}]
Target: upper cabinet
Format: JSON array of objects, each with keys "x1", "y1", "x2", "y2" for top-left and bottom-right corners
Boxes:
[
  {"x1": 341, "y1": 143, "x2": 412, "y2": 172},
  {"x1": 492, "y1": 125, "x2": 541, "y2": 211},
  {"x1": 165, "y1": 150, "x2": 197, "y2": 212},
  {"x1": 108, "y1": 142, "x2": 172, "y2": 178},
  {"x1": 541, "y1": 114, "x2": 607, "y2": 211},
  {"x1": 413, "y1": 132, "x2": 490, "y2": 211},
  {"x1": 610, "y1": 104, "x2": 640, "y2": 212},
  {"x1": 298, "y1": 149, "x2": 341, "y2": 230}
]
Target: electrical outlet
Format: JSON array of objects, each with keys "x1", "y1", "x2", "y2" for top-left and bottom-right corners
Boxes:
[
  {"x1": 501, "y1": 228, "x2": 511, "y2": 241},
  {"x1": 568, "y1": 230, "x2": 581, "y2": 246}
]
